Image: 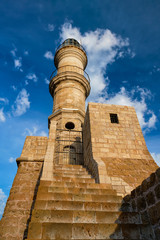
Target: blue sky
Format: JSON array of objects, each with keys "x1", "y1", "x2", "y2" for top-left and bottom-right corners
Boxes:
[{"x1": 0, "y1": 0, "x2": 160, "y2": 218}]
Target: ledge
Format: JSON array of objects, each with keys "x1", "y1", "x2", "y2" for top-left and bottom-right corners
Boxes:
[{"x1": 16, "y1": 157, "x2": 44, "y2": 165}]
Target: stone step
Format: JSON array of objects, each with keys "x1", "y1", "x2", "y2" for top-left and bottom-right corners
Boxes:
[
  {"x1": 38, "y1": 186, "x2": 117, "y2": 195},
  {"x1": 34, "y1": 200, "x2": 131, "y2": 212},
  {"x1": 54, "y1": 167, "x2": 88, "y2": 173},
  {"x1": 31, "y1": 209, "x2": 141, "y2": 224},
  {"x1": 51, "y1": 176, "x2": 95, "y2": 183},
  {"x1": 27, "y1": 222, "x2": 153, "y2": 239},
  {"x1": 53, "y1": 172, "x2": 90, "y2": 176},
  {"x1": 36, "y1": 192, "x2": 122, "y2": 203},
  {"x1": 53, "y1": 173, "x2": 92, "y2": 179},
  {"x1": 40, "y1": 181, "x2": 112, "y2": 189}
]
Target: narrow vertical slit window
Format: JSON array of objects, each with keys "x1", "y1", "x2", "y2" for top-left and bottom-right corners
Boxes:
[{"x1": 110, "y1": 114, "x2": 119, "y2": 124}]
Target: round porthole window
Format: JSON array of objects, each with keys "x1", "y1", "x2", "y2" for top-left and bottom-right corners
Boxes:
[{"x1": 65, "y1": 122, "x2": 75, "y2": 130}]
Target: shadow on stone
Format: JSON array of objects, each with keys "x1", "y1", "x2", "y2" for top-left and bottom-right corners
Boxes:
[{"x1": 23, "y1": 165, "x2": 43, "y2": 239}]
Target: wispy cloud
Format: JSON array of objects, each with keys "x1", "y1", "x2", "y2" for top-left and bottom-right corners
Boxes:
[
  {"x1": 10, "y1": 47, "x2": 23, "y2": 72},
  {"x1": 0, "y1": 98, "x2": 9, "y2": 122},
  {"x1": 9, "y1": 157, "x2": 16, "y2": 163},
  {"x1": 24, "y1": 50, "x2": 29, "y2": 55},
  {"x1": 44, "y1": 51, "x2": 54, "y2": 60},
  {"x1": 0, "y1": 108, "x2": 6, "y2": 122},
  {"x1": 11, "y1": 85, "x2": 17, "y2": 91},
  {"x1": 44, "y1": 78, "x2": 50, "y2": 84},
  {"x1": 151, "y1": 153, "x2": 160, "y2": 166},
  {"x1": 0, "y1": 189, "x2": 7, "y2": 219},
  {"x1": 149, "y1": 65, "x2": 160, "y2": 75},
  {"x1": 46, "y1": 24, "x2": 55, "y2": 32},
  {"x1": 12, "y1": 89, "x2": 30, "y2": 117},
  {"x1": 0, "y1": 98, "x2": 9, "y2": 104},
  {"x1": 14, "y1": 57, "x2": 22, "y2": 71},
  {"x1": 23, "y1": 126, "x2": 47, "y2": 137},
  {"x1": 25, "y1": 73, "x2": 38, "y2": 85},
  {"x1": 10, "y1": 47, "x2": 17, "y2": 57}
]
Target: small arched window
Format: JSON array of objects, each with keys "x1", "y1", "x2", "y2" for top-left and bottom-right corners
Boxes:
[{"x1": 63, "y1": 145, "x2": 76, "y2": 164}]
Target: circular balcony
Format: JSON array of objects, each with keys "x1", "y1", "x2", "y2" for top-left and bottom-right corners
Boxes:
[{"x1": 49, "y1": 65, "x2": 90, "y2": 83}]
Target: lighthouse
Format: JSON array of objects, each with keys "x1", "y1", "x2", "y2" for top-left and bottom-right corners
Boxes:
[{"x1": 48, "y1": 39, "x2": 90, "y2": 165}]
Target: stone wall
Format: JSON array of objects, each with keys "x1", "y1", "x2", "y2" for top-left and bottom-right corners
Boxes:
[
  {"x1": 124, "y1": 168, "x2": 160, "y2": 239},
  {"x1": 83, "y1": 102, "x2": 158, "y2": 189},
  {"x1": 17, "y1": 136, "x2": 48, "y2": 162},
  {"x1": 0, "y1": 161, "x2": 43, "y2": 240},
  {"x1": 83, "y1": 110, "x2": 99, "y2": 183}
]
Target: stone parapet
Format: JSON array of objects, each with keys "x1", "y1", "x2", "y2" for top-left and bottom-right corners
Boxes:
[
  {"x1": 0, "y1": 161, "x2": 43, "y2": 240},
  {"x1": 124, "y1": 168, "x2": 160, "y2": 239},
  {"x1": 17, "y1": 136, "x2": 48, "y2": 163}
]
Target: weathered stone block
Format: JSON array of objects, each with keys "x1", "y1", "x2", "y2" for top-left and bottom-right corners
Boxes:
[
  {"x1": 154, "y1": 184, "x2": 160, "y2": 199},
  {"x1": 141, "y1": 210, "x2": 150, "y2": 224},
  {"x1": 146, "y1": 191, "x2": 155, "y2": 206},
  {"x1": 137, "y1": 196, "x2": 146, "y2": 211},
  {"x1": 148, "y1": 203, "x2": 160, "y2": 225},
  {"x1": 154, "y1": 225, "x2": 160, "y2": 240}
]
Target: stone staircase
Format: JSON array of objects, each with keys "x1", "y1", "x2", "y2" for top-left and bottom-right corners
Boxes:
[{"x1": 26, "y1": 164, "x2": 154, "y2": 240}]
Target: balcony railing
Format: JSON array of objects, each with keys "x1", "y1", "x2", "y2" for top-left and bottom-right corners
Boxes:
[
  {"x1": 50, "y1": 65, "x2": 90, "y2": 83},
  {"x1": 55, "y1": 38, "x2": 86, "y2": 54}
]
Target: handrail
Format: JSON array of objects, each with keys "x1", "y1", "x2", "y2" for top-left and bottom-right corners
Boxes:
[
  {"x1": 55, "y1": 38, "x2": 86, "y2": 54},
  {"x1": 49, "y1": 65, "x2": 90, "y2": 83}
]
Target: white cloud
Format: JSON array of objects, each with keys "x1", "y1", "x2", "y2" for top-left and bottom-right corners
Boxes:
[
  {"x1": 14, "y1": 57, "x2": 22, "y2": 70},
  {"x1": 40, "y1": 130, "x2": 48, "y2": 137},
  {"x1": 59, "y1": 22, "x2": 156, "y2": 133},
  {"x1": 12, "y1": 89, "x2": 30, "y2": 117},
  {"x1": 44, "y1": 78, "x2": 50, "y2": 84},
  {"x1": 0, "y1": 189, "x2": 7, "y2": 219},
  {"x1": 106, "y1": 87, "x2": 157, "y2": 131},
  {"x1": 151, "y1": 153, "x2": 160, "y2": 166},
  {"x1": 23, "y1": 126, "x2": 47, "y2": 137},
  {"x1": 25, "y1": 73, "x2": 38, "y2": 84},
  {"x1": 0, "y1": 108, "x2": 6, "y2": 122},
  {"x1": 10, "y1": 47, "x2": 17, "y2": 57},
  {"x1": 46, "y1": 24, "x2": 55, "y2": 32},
  {"x1": 150, "y1": 66, "x2": 160, "y2": 75},
  {"x1": 44, "y1": 51, "x2": 54, "y2": 60},
  {"x1": 0, "y1": 98, "x2": 9, "y2": 104},
  {"x1": 9, "y1": 157, "x2": 16, "y2": 163},
  {"x1": 24, "y1": 50, "x2": 29, "y2": 55},
  {"x1": 11, "y1": 85, "x2": 17, "y2": 91},
  {"x1": 11, "y1": 47, "x2": 23, "y2": 72},
  {"x1": 59, "y1": 22, "x2": 133, "y2": 99}
]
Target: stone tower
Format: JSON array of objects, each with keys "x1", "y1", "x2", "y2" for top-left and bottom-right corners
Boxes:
[
  {"x1": 49, "y1": 38, "x2": 90, "y2": 130},
  {"x1": 0, "y1": 39, "x2": 160, "y2": 240},
  {"x1": 48, "y1": 38, "x2": 90, "y2": 166}
]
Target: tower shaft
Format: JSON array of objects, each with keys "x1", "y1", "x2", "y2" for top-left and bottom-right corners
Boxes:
[{"x1": 49, "y1": 39, "x2": 90, "y2": 131}]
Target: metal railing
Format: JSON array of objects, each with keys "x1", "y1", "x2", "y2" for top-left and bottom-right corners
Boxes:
[
  {"x1": 55, "y1": 38, "x2": 86, "y2": 54},
  {"x1": 54, "y1": 129, "x2": 83, "y2": 165},
  {"x1": 49, "y1": 65, "x2": 90, "y2": 83}
]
